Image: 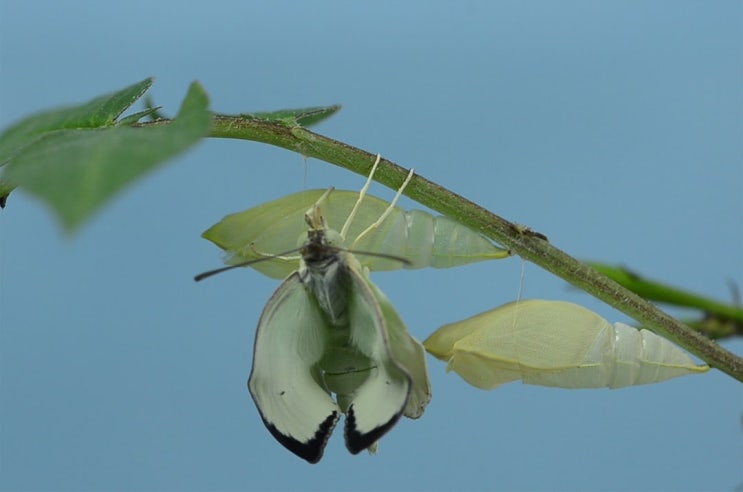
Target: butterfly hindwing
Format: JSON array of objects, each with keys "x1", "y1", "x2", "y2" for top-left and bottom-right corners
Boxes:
[
  {"x1": 368, "y1": 280, "x2": 431, "y2": 419},
  {"x1": 248, "y1": 272, "x2": 341, "y2": 464},
  {"x1": 340, "y1": 260, "x2": 412, "y2": 454}
]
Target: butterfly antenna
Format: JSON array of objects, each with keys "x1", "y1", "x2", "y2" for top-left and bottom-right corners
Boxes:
[
  {"x1": 194, "y1": 246, "x2": 304, "y2": 282},
  {"x1": 341, "y1": 154, "x2": 382, "y2": 239},
  {"x1": 351, "y1": 167, "x2": 415, "y2": 249},
  {"x1": 335, "y1": 246, "x2": 412, "y2": 266}
]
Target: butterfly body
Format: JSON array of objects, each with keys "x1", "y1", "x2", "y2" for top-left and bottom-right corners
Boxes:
[
  {"x1": 248, "y1": 195, "x2": 428, "y2": 463},
  {"x1": 299, "y1": 228, "x2": 352, "y2": 327}
]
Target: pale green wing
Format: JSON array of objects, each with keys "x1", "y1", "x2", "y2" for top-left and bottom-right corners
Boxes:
[
  {"x1": 366, "y1": 280, "x2": 431, "y2": 419},
  {"x1": 424, "y1": 299, "x2": 708, "y2": 390},
  {"x1": 202, "y1": 189, "x2": 508, "y2": 279},
  {"x1": 248, "y1": 272, "x2": 340, "y2": 464},
  {"x1": 321, "y1": 256, "x2": 412, "y2": 455}
]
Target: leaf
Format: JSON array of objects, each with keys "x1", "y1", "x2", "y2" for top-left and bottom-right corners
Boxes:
[
  {"x1": 0, "y1": 78, "x2": 154, "y2": 165},
  {"x1": 116, "y1": 107, "x2": 163, "y2": 126},
  {"x1": 238, "y1": 105, "x2": 342, "y2": 127},
  {"x1": 2, "y1": 81, "x2": 211, "y2": 231},
  {"x1": 585, "y1": 261, "x2": 743, "y2": 324}
]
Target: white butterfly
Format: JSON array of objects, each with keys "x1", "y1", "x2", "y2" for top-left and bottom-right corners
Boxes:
[{"x1": 198, "y1": 156, "x2": 430, "y2": 463}]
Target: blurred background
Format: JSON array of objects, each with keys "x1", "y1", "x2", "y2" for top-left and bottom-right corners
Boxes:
[{"x1": 1, "y1": 2, "x2": 741, "y2": 490}]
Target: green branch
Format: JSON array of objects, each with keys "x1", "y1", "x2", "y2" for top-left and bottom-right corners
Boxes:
[
  {"x1": 5, "y1": 81, "x2": 738, "y2": 382},
  {"x1": 206, "y1": 114, "x2": 743, "y2": 383}
]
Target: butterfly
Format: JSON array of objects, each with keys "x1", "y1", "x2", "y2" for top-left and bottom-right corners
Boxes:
[{"x1": 197, "y1": 155, "x2": 430, "y2": 463}]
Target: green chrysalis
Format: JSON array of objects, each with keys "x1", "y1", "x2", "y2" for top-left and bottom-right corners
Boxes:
[
  {"x1": 201, "y1": 172, "x2": 509, "y2": 280},
  {"x1": 424, "y1": 299, "x2": 708, "y2": 390}
]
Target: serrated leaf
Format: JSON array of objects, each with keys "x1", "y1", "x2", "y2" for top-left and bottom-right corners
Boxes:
[
  {"x1": 117, "y1": 106, "x2": 162, "y2": 126},
  {"x1": 239, "y1": 105, "x2": 341, "y2": 127},
  {"x1": 3, "y1": 81, "x2": 211, "y2": 231},
  {"x1": 0, "y1": 78, "x2": 154, "y2": 164}
]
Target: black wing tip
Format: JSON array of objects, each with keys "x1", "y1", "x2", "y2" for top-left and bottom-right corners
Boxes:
[
  {"x1": 344, "y1": 404, "x2": 404, "y2": 455},
  {"x1": 264, "y1": 411, "x2": 339, "y2": 464}
]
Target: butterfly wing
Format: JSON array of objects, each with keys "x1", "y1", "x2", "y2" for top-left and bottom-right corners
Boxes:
[
  {"x1": 248, "y1": 272, "x2": 341, "y2": 463},
  {"x1": 339, "y1": 260, "x2": 413, "y2": 454},
  {"x1": 367, "y1": 281, "x2": 431, "y2": 419}
]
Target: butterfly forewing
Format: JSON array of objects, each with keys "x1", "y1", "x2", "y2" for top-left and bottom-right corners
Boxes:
[{"x1": 248, "y1": 273, "x2": 341, "y2": 463}]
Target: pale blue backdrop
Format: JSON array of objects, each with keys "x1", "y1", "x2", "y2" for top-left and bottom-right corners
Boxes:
[{"x1": 1, "y1": 1, "x2": 741, "y2": 490}]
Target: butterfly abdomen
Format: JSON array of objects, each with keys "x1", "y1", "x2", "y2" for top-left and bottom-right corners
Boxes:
[{"x1": 300, "y1": 229, "x2": 353, "y2": 327}]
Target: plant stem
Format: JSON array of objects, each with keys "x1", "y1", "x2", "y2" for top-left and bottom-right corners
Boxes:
[
  {"x1": 205, "y1": 115, "x2": 743, "y2": 383},
  {"x1": 586, "y1": 262, "x2": 743, "y2": 326}
]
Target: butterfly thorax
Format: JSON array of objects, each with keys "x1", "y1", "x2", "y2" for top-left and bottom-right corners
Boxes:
[{"x1": 299, "y1": 228, "x2": 352, "y2": 327}]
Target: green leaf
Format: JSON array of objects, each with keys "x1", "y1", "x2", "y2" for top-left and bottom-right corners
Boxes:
[
  {"x1": 2, "y1": 81, "x2": 211, "y2": 231},
  {"x1": 0, "y1": 78, "x2": 154, "y2": 164},
  {"x1": 237, "y1": 105, "x2": 341, "y2": 127},
  {"x1": 116, "y1": 106, "x2": 163, "y2": 126},
  {"x1": 0, "y1": 78, "x2": 155, "y2": 206},
  {"x1": 586, "y1": 261, "x2": 743, "y2": 324}
]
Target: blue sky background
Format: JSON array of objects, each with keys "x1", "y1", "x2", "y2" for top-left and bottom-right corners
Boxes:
[{"x1": 1, "y1": 2, "x2": 741, "y2": 490}]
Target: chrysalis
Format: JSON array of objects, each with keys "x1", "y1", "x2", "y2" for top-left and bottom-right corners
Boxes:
[
  {"x1": 201, "y1": 185, "x2": 509, "y2": 279},
  {"x1": 424, "y1": 299, "x2": 708, "y2": 390}
]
